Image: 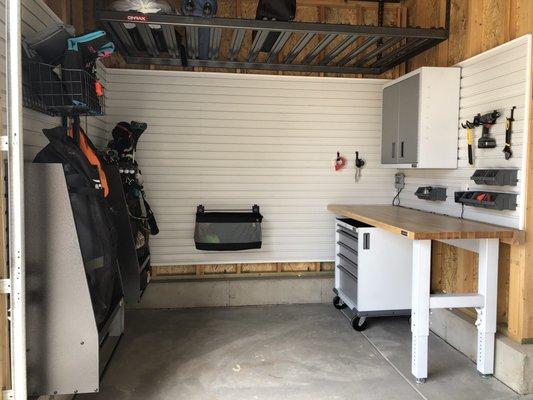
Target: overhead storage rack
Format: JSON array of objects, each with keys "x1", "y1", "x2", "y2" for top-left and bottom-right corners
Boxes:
[{"x1": 95, "y1": 1, "x2": 450, "y2": 75}]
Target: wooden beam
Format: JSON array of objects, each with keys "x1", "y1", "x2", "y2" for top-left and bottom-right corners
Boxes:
[
  {"x1": 296, "y1": 0, "x2": 400, "y2": 9},
  {"x1": 153, "y1": 270, "x2": 334, "y2": 281}
]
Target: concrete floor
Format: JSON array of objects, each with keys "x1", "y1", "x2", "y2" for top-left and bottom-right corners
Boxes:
[{"x1": 80, "y1": 304, "x2": 529, "y2": 400}]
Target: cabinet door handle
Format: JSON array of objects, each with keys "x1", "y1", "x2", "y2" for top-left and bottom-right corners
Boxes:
[
  {"x1": 392, "y1": 142, "x2": 396, "y2": 158},
  {"x1": 400, "y1": 141, "x2": 404, "y2": 158},
  {"x1": 363, "y1": 233, "x2": 370, "y2": 250}
]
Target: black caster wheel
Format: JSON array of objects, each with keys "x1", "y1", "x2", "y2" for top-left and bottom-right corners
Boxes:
[
  {"x1": 333, "y1": 296, "x2": 347, "y2": 310},
  {"x1": 351, "y1": 316, "x2": 368, "y2": 331}
]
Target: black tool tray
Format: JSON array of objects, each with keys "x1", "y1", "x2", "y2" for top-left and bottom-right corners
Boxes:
[
  {"x1": 470, "y1": 169, "x2": 518, "y2": 186},
  {"x1": 454, "y1": 191, "x2": 517, "y2": 211},
  {"x1": 414, "y1": 186, "x2": 447, "y2": 201}
]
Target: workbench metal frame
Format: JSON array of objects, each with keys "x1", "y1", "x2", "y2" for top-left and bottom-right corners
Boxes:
[
  {"x1": 411, "y1": 238, "x2": 498, "y2": 382},
  {"x1": 327, "y1": 204, "x2": 511, "y2": 383}
]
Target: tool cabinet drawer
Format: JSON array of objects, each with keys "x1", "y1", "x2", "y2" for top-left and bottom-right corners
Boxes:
[
  {"x1": 337, "y1": 228, "x2": 358, "y2": 251},
  {"x1": 338, "y1": 265, "x2": 357, "y2": 306},
  {"x1": 337, "y1": 253, "x2": 358, "y2": 277},
  {"x1": 337, "y1": 239, "x2": 358, "y2": 259}
]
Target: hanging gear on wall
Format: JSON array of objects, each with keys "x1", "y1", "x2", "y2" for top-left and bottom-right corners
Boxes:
[
  {"x1": 503, "y1": 106, "x2": 516, "y2": 160},
  {"x1": 33, "y1": 123, "x2": 120, "y2": 328},
  {"x1": 354, "y1": 150, "x2": 365, "y2": 182},
  {"x1": 105, "y1": 121, "x2": 159, "y2": 261},
  {"x1": 63, "y1": 31, "x2": 114, "y2": 110}
]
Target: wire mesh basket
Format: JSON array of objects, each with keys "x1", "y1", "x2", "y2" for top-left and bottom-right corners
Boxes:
[{"x1": 22, "y1": 59, "x2": 105, "y2": 116}]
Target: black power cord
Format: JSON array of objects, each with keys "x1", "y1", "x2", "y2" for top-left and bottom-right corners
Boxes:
[{"x1": 392, "y1": 187, "x2": 403, "y2": 206}]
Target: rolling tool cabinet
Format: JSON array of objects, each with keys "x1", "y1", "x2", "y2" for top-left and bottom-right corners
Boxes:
[{"x1": 333, "y1": 218, "x2": 412, "y2": 331}]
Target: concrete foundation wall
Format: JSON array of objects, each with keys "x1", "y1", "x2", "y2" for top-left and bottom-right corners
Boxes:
[{"x1": 133, "y1": 276, "x2": 334, "y2": 309}]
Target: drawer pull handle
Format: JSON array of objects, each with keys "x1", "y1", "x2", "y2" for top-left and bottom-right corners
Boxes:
[
  {"x1": 337, "y1": 263, "x2": 357, "y2": 280},
  {"x1": 336, "y1": 228, "x2": 358, "y2": 241},
  {"x1": 363, "y1": 233, "x2": 370, "y2": 249},
  {"x1": 338, "y1": 253, "x2": 358, "y2": 270},
  {"x1": 337, "y1": 241, "x2": 357, "y2": 254}
]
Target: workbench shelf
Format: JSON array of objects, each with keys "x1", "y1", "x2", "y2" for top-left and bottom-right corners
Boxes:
[
  {"x1": 95, "y1": 2, "x2": 450, "y2": 75},
  {"x1": 454, "y1": 191, "x2": 517, "y2": 211}
]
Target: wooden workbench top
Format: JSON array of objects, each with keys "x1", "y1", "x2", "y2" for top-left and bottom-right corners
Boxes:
[{"x1": 327, "y1": 205, "x2": 524, "y2": 245}]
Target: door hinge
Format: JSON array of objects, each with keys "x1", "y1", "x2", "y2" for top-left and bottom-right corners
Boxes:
[
  {"x1": 0, "y1": 279, "x2": 11, "y2": 294},
  {"x1": 2, "y1": 389, "x2": 14, "y2": 399},
  {"x1": 0, "y1": 136, "x2": 8, "y2": 152}
]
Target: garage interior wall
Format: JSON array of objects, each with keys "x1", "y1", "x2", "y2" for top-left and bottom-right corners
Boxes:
[
  {"x1": 18, "y1": 0, "x2": 533, "y2": 342},
  {"x1": 105, "y1": 69, "x2": 394, "y2": 266},
  {"x1": 400, "y1": 36, "x2": 530, "y2": 230},
  {"x1": 402, "y1": 0, "x2": 533, "y2": 343}
]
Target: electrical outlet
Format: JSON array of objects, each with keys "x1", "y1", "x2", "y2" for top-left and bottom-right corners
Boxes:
[{"x1": 395, "y1": 172, "x2": 405, "y2": 190}]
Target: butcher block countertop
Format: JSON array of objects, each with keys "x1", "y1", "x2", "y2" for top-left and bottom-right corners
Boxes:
[{"x1": 327, "y1": 205, "x2": 525, "y2": 245}]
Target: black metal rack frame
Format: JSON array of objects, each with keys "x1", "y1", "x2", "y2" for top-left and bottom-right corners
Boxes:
[{"x1": 96, "y1": 0, "x2": 450, "y2": 75}]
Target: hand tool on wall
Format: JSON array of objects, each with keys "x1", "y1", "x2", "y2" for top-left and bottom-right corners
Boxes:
[
  {"x1": 476, "y1": 110, "x2": 501, "y2": 149},
  {"x1": 461, "y1": 120, "x2": 476, "y2": 166},
  {"x1": 503, "y1": 106, "x2": 516, "y2": 160},
  {"x1": 354, "y1": 151, "x2": 365, "y2": 182}
]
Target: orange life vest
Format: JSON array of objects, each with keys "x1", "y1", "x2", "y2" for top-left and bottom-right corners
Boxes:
[{"x1": 68, "y1": 126, "x2": 109, "y2": 197}]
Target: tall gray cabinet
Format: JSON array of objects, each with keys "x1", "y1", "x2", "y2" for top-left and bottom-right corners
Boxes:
[{"x1": 381, "y1": 67, "x2": 461, "y2": 169}]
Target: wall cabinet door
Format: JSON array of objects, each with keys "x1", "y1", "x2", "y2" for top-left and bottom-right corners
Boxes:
[
  {"x1": 397, "y1": 74, "x2": 420, "y2": 164},
  {"x1": 381, "y1": 83, "x2": 399, "y2": 164},
  {"x1": 380, "y1": 67, "x2": 460, "y2": 169}
]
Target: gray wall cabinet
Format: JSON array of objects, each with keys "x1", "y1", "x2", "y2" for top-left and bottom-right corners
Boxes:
[{"x1": 381, "y1": 67, "x2": 461, "y2": 169}]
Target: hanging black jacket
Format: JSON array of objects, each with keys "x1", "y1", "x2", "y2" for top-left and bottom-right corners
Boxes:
[{"x1": 34, "y1": 126, "x2": 119, "y2": 328}]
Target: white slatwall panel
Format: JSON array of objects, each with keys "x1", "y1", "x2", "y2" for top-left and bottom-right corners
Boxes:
[
  {"x1": 398, "y1": 35, "x2": 531, "y2": 230},
  {"x1": 105, "y1": 70, "x2": 394, "y2": 265},
  {"x1": 0, "y1": 0, "x2": 108, "y2": 160}
]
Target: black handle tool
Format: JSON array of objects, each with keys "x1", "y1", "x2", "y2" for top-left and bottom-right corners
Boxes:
[{"x1": 503, "y1": 106, "x2": 516, "y2": 160}]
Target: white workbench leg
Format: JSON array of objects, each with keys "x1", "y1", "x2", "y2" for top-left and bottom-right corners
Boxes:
[
  {"x1": 411, "y1": 240, "x2": 432, "y2": 383},
  {"x1": 476, "y1": 238, "x2": 499, "y2": 376}
]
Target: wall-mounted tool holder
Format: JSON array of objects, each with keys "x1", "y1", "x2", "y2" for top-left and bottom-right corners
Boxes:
[
  {"x1": 22, "y1": 59, "x2": 104, "y2": 116},
  {"x1": 195, "y1": 205, "x2": 263, "y2": 251},
  {"x1": 454, "y1": 191, "x2": 517, "y2": 211},
  {"x1": 414, "y1": 186, "x2": 447, "y2": 201},
  {"x1": 470, "y1": 169, "x2": 518, "y2": 186}
]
